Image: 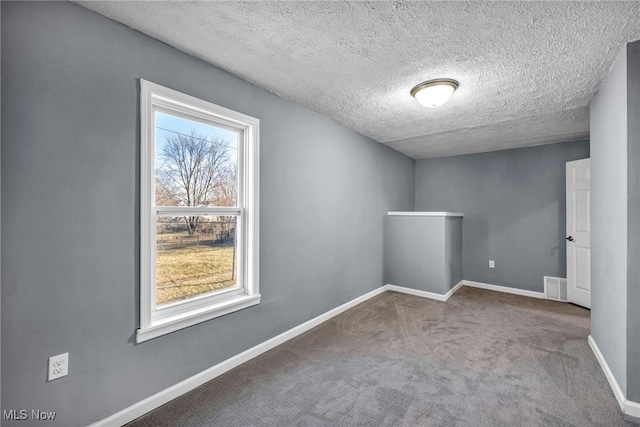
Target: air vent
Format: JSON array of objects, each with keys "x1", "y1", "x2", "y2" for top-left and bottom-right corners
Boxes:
[{"x1": 544, "y1": 276, "x2": 567, "y2": 302}]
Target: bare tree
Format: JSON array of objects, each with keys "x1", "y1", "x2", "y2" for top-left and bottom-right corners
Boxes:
[
  {"x1": 212, "y1": 163, "x2": 238, "y2": 207},
  {"x1": 156, "y1": 130, "x2": 233, "y2": 235},
  {"x1": 155, "y1": 177, "x2": 180, "y2": 207},
  {"x1": 213, "y1": 164, "x2": 238, "y2": 241}
]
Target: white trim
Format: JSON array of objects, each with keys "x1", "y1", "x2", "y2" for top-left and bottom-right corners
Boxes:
[
  {"x1": 146, "y1": 80, "x2": 260, "y2": 127},
  {"x1": 387, "y1": 211, "x2": 464, "y2": 217},
  {"x1": 384, "y1": 281, "x2": 463, "y2": 302},
  {"x1": 387, "y1": 280, "x2": 546, "y2": 301},
  {"x1": 90, "y1": 287, "x2": 387, "y2": 427},
  {"x1": 588, "y1": 335, "x2": 640, "y2": 418},
  {"x1": 139, "y1": 80, "x2": 154, "y2": 333},
  {"x1": 138, "y1": 79, "x2": 260, "y2": 342},
  {"x1": 588, "y1": 335, "x2": 625, "y2": 410},
  {"x1": 136, "y1": 294, "x2": 261, "y2": 343},
  {"x1": 385, "y1": 285, "x2": 448, "y2": 301},
  {"x1": 155, "y1": 206, "x2": 242, "y2": 216},
  {"x1": 462, "y1": 280, "x2": 545, "y2": 299},
  {"x1": 444, "y1": 280, "x2": 465, "y2": 300},
  {"x1": 626, "y1": 401, "x2": 640, "y2": 419},
  {"x1": 93, "y1": 281, "x2": 603, "y2": 426}
]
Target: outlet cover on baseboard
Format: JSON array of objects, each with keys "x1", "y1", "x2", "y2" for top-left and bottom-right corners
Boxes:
[{"x1": 544, "y1": 276, "x2": 567, "y2": 302}]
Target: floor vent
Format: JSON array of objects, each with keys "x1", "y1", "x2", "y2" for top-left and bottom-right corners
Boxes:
[{"x1": 544, "y1": 276, "x2": 567, "y2": 302}]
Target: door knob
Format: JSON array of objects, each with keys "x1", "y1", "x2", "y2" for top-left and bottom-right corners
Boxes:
[{"x1": 566, "y1": 236, "x2": 574, "y2": 242}]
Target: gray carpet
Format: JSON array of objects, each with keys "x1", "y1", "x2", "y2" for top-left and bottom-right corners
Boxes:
[{"x1": 127, "y1": 288, "x2": 639, "y2": 426}]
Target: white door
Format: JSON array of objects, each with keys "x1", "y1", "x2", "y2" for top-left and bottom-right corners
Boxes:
[{"x1": 566, "y1": 158, "x2": 591, "y2": 308}]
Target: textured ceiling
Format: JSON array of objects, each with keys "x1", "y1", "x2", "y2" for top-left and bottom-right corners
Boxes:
[{"x1": 77, "y1": 1, "x2": 640, "y2": 159}]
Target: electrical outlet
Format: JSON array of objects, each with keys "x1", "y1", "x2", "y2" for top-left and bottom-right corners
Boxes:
[
  {"x1": 48, "y1": 353, "x2": 68, "y2": 381},
  {"x1": 489, "y1": 260, "x2": 495, "y2": 269}
]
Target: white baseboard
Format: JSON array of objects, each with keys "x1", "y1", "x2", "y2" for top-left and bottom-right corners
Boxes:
[
  {"x1": 384, "y1": 281, "x2": 463, "y2": 302},
  {"x1": 386, "y1": 280, "x2": 546, "y2": 302},
  {"x1": 91, "y1": 280, "x2": 561, "y2": 426},
  {"x1": 462, "y1": 280, "x2": 545, "y2": 299},
  {"x1": 626, "y1": 400, "x2": 640, "y2": 419},
  {"x1": 444, "y1": 280, "x2": 465, "y2": 300},
  {"x1": 90, "y1": 286, "x2": 387, "y2": 427},
  {"x1": 588, "y1": 335, "x2": 640, "y2": 418},
  {"x1": 588, "y1": 335, "x2": 626, "y2": 410}
]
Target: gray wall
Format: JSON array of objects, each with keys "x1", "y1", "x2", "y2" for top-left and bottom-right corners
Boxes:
[
  {"x1": 590, "y1": 47, "x2": 628, "y2": 396},
  {"x1": 384, "y1": 216, "x2": 462, "y2": 295},
  {"x1": 0, "y1": 2, "x2": 414, "y2": 426},
  {"x1": 444, "y1": 217, "x2": 463, "y2": 290},
  {"x1": 626, "y1": 40, "x2": 640, "y2": 403},
  {"x1": 414, "y1": 141, "x2": 590, "y2": 293}
]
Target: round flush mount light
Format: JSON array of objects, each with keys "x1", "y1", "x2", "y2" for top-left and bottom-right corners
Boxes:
[{"x1": 411, "y1": 78, "x2": 459, "y2": 108}]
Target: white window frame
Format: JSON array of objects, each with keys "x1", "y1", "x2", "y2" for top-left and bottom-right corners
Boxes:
[{"x1": 137, "y1": 80, "x2": 260, "y2": 343}]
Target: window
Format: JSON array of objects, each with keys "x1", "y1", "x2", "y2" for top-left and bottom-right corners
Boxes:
[{"x1": 138, "y1": 80, "x2": 259, "y2": 342}]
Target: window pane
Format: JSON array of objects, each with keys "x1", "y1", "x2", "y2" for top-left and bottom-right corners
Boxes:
[
  {"x1": 155, "y1": 112, "x2": 238, "y2": 207},
  {"x1": 156, "y1": 215, "x2": 238, "y2": 307}
]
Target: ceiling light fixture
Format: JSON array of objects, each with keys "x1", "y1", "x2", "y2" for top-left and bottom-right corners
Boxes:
[{"x1": 411, "y1": 78, "x2": 459, "y2": 108}]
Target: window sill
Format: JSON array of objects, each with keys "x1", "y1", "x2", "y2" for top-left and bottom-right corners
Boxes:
[{"x1": 136, "y1": 294, "x2": 261, "y2": 343}]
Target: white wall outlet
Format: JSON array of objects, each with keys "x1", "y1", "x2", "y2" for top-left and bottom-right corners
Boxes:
[
  {"x1": 489, "y1": 260, "x2": 495, "y2": 268},
  {"x1": 48, "y1": 352, "x2": 69, "y2": 381}
]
